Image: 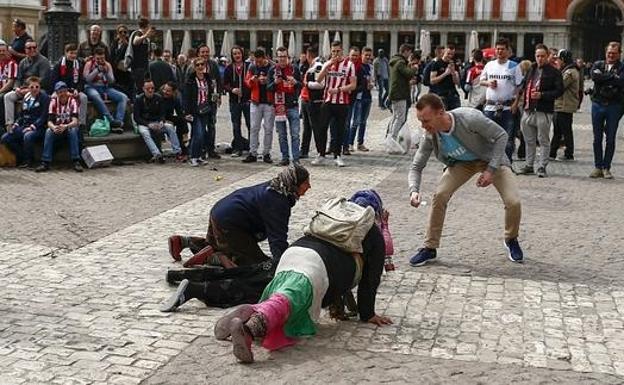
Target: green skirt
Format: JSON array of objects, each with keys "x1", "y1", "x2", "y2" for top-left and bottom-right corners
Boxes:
[{"x1": 260, "y1": 270, "x2": 317, "y2": 337}]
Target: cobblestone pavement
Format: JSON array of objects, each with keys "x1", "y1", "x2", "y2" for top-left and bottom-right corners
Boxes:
[{"x1": 3, "y1": 96, "x2": 624, "y2": 384}]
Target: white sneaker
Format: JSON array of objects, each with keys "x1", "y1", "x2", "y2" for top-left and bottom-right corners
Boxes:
[
  {"x1": 189, "y1": 158, "x2": 200, "y2": 167},
  {"x1": 335, "y1": 156, "x2": 345, "y2": 167},
  {"x1": 311, "y1": 155, "x2": 326, "y2": 165}
]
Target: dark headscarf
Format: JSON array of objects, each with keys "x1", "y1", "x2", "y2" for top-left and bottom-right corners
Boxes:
[{"x1": 268, "y1": 164, "x2": 309, "y2": 199}]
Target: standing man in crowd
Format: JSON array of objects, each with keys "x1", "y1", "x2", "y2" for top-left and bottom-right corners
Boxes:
[
  {"x1": 4, "y1": 40, "x2": 50, "y2": 130},
  {"x1": 348, "y1": 46, "x2": 375, "y2": 152},
  {"x1": 36, "y1": 81, "x2": 82, "y2": 172},
  {"x1": 149, "y1": 47, "x2": 176, "y2": 90},
  {"x1": 428, "y1": 44, "x2": 460, "y2": 110},
  {"x1": 314, "y1": 41, "x2": 356, "y2": 167},
  {"x1": 465, "y1": 49, "x2": 486, "y2": 110},
  {"x1": 129, "y1": 18, "x2": 154, "y2": 98},
  {"x1": 134, "y1": 79, "x2": 182, "y2": 163},
  {"x1": 78, "y1": 25, "x2": 110, "y2": 62},
  {"x1": 480, "y1": 38, "x2": 523, "y2": 163},
  {"x1": 269, "y1": 46, "x2": 301, "y2": 166},
  {"x1": 0, "y1": 40, "x2": 18, "y2": 130},
  {"x1": 373, "y1": 49, "x2": 389, "y2": 109},
  {"x1": 588, "y1": 42, "x2": 624, "y2": 179},
  {"x1": 49, "y1": 43, "x2": 88, "y2": 131},
  {"x1": 300, "y1": 46, "x2": 324, "y2": 160},
  {"x1": 517, "y1": 44, "x2": 563, "y2": 178},
  {"x1": 387, "y1": 43, "x2": 419, "y2": 141},
  {"x1": 407, "y1": 94, "x2": 523, "y2": 266},
  {"x1": 83, "y1": 47, "x2": 128, "y2": 132},
  {"x1": 8, "y1": 19, "x2": 32, "y2": 63},
  {"x1": 243, "y1": 48, "x2": 275, "y2": 164},
  {"x1": 549, "y1": 49, "x2": 580, "y2": 162},
  {"x1": 223, "y1": 45, "x2": 251, "y2": 158}
]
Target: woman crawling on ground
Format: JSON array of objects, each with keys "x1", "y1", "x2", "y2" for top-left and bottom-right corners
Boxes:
[{"x1": 211, "y1": 189, "x2": 393, "y2": 363}]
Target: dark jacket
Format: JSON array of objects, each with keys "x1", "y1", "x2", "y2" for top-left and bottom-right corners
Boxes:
[
  {"x1": 223, "y1": 61, "x2": 251, "y2": 104},
  {"x1": 184, "y1": 72, "x2": 216, "y2": 115},
  {"x1": 590, "y1": 60, "x2": 624, "y2": 105},
  {"x1": 133, "y1": 92, "x2": 165, "y2": 126},
  {"x1": 77, "y1": 40, "x2": 110, "y2": 62},
  {"x1": 388, "y1": 54, "x2": 418, "y2": 101},
  {"x1": 149, "y1": 58, "x2": 175, "y2": 90},
  {"x1": 16, "y1": 54, "x2": 51, "y2": 89},
  {"x1": 16, "y1": 91, "x2": 49, "y2": 130},
  {"x1": 50, "y1": 57, "x2": 84, "y2": 93},
  {"x1": 522, "y1": 63, "x2": 564, "y2": 113},
  {"x1": 291, "y1": 225, "x2": 385, "y2": 322},
  {"x1": 210, "y1": 181, "x2": 295, "y2": 262},
  {"x1": 267, "y1": 64, "x2": 301, "y2": 108},
  {"x1": 161, "y1": 93, "x2": 186, "y2": 122}
]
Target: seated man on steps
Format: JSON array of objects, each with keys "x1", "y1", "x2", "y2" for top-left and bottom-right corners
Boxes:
[
  {"x1": 83, "y1": 47, "x2": 127, "y2": 133},
  {"x1": 134, "y1": 79, "x2": 183, "y2": 163},
  {"x1": 35, "y1": 81, "x2": 83, "y2": 173},
  {"x1": 167, "y1": 164, "x2": 311, "y2": 268},
  {"x1": 49, "y1": 43, "x2": 89, "y2": 132},
  {"x1": 0, "y1": 76, "x2": 49, "y2": 168}
]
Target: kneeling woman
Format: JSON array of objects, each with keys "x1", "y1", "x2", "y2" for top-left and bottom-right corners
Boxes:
[{"x1": 215, "y1": 213, "x2": 392, "y2": 363}]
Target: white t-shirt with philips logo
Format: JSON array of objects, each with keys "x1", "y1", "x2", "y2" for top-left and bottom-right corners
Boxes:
[{"x1": 480, "y1": 59, "x2": 523, "y2": 111}]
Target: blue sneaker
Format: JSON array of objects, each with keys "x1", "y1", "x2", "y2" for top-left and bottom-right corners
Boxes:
[
  {"x1": 504, "y1": 238, "x2": 524, "y2": 262},
  {"x1": 409, "y1": 248, "x2": 437, "y2": 267}
]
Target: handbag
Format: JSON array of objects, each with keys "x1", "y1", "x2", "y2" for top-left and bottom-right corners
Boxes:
[{"x1": 198, "y1": 102, "x2": 212, "y2": 115}]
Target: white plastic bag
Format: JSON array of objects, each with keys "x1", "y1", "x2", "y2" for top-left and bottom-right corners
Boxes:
[{"x1": 384, "y1": 135, "x2": 404, "y2": 154}]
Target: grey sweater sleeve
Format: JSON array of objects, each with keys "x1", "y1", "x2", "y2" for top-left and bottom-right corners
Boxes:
[
  {"x1": 474, "y1": 114, "x2": 508, "y2": 171},
  {"x1": 408, "y1": 133, "x2": 434, "y2": 194}
]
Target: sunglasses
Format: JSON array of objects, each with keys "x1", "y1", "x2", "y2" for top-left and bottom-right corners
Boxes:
[
  {"x1": 194, "y1": 63, "x2": 206, "y2": 67},
  {"x1": 118, "y1": 30, "x2": 128, "y2": 34}
]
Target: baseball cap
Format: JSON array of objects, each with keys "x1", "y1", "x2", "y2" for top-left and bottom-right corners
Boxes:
[{"x1": 54, "y1": 81, "x2": 68, "y2": 92}]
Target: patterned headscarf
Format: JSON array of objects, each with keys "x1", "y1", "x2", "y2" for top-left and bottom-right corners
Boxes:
[
  {"x1": 268, "y1": 164, "x2": 310, "y2": 199},
  {"x1": 349, "y1": 189, "x2": 383, "y2": 218}
]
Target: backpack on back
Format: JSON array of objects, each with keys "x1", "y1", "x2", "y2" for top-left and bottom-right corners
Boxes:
[{"x1": 304, "y1": 197, "x2": 375, "y2": 253}]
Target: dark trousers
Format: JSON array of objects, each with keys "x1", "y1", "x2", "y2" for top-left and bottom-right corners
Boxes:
[
  {"x1": 0, "y1": 127, "x2": 44, "y2": 164},
  {"x1": 378, "y1": 78, "x2": 389, "y2": 108},
  {"x1": 301, "y1": 101, "x2": 321, "y2": 156},
  {"x1": 484, "y1": 109, "x2": 516, "y2": 163},
  {"x1": 190, "y1": 113, "x2": 210, "y2": 159},
  {"x1": 170, "y1": 116, "x2": 189, "y2": 155},
  {"x1": 550, "y1": 111, "x2": 574, "y2": 158},
  {"x1": 188, "y1": 216, "x2": 270, "y2": 266},
  {"x1": 440, "y1": 93, "x2": 461, "y2": 110},
  {"x1": 591, "y1": 101, "x2": 623, "y2": 170},
  {"x1": 131, "y1": 68, "x2": 148, "y2": 101},
  {"x1": 230, "y1": 101, "x2": 250, "y2": 152},
  {"x1": 319, "y1": 103, "x2": 349, "y2": 157}
]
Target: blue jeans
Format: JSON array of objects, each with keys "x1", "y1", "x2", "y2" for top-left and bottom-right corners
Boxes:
[
  {"x1": 484, "y1": 109, "x2": 515, "y2": 163},
  {"x1": 41, "y1": 127, "x2": 81, "y2": 163},
  {"x1": 378, "y1": 78, "x2": 389, "y2": 108},
  {"x1": 1, "y1": 126, "x2": 44, "y2": 164},
  {"x1": 591, "y1": 102, "x2": 623, "y2": 170},
  {"x1": 230, "y1": 101, "x2": 250, "y2": 151},
  {"x1": 342, "y1": 103, "x2": 355, "y2": 147},
  {"x1": 275, "y1": 107, "x2": 300, "y2": 161},
  {"x1": 349, "y1": 98, "x2": 372, "y2": 145},
  {"x1": 84, "y1": 85, "x2": 128, "y2": 122},
  {"x1": 138, "y1": 123, "x2": 181, "y2": 156},
  {"x1": 190, "y1": 114, "x2": 210, "y2": 159}
]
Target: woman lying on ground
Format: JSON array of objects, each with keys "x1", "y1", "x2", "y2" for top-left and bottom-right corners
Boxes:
[
  {"x1": 211, "y1": 189, "x2": 393, "y2": 363},
  {"x1": 167, "y1": 164, "x2": 311, "y2": 269}
]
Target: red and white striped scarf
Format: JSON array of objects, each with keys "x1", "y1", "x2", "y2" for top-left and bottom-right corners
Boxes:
[
  {"x1": 196, "y1": 77, "x2": 208, "y2": 105},
  {"x1": 60, "y1": 56, "x2": 80, "y2": 86}
]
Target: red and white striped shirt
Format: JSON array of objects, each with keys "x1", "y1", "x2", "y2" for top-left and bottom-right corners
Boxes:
[
  {"x1": 0, "y1": 59, "x2": 18, "y2": 89},
  {"x1": 323, "y1": 58, "x2": 355, "y2": 105},
  {"x1": 196, "y1": 78, "x2": 208, "y2": 105},
  {"x1": 49, "y1": 95, "x2": 79, "y2": 125}
]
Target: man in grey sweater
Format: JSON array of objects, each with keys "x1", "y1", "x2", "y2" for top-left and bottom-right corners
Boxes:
[{"x1": 407, "y1": 94, "x2": 523, "y2": 266}]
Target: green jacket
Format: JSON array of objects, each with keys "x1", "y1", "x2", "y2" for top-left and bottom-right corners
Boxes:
[{"x1": 388, "y1": 54, "x2": 418, "y2": 102}]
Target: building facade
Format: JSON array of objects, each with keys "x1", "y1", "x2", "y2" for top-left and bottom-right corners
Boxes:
[{"x1": 37, "y1": 0, "x2": 624, "y2": 61}]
